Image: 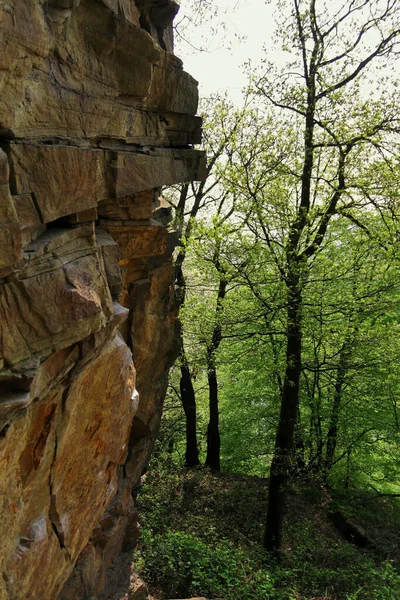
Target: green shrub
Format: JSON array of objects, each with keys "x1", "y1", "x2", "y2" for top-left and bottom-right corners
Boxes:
[
  {"x1": 134, "y1": 466, "x2": 400, "y2": 600},
  {"x1": 133, "y1": 529, "x2": 289, "y2": 600}
]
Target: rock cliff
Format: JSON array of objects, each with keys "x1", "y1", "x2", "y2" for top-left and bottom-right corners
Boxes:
[{"x1": 0, "y1": 1, "x2": 204, "y2": 598}]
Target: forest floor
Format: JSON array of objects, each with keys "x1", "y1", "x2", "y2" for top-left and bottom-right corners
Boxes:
[{"x1": 130, "y1": 466, "x2": 400, "y2": 600}]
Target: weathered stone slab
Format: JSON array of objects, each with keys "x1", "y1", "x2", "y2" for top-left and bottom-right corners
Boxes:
[
  {"x1": 8, "y1": 144, "x2": 106, "y2": 223},
  {"x1": 0, "y1": 0, "x2": 200, "y2": 145},
  {"x1": 130, "y1": 262, "x2": 179, "y2": 427},
  {"x1": 0, "y1": 387, "x2": 65, "y2": 600},
  {"x1": 100, "y1": 219, "x2": 167, "y2": 260},
  {"x1": 116, "y1": 0, "x2": 141, "y2": 26},
  {"x1": 0, "y1": 391, "x2": 31, "y2": 432},
  {"x1": 55, "y1": 0, "x2": 197, "y2": 113},
  {"x1": 0, "y1": 0, "x2": 203, "y2": 596},
  {"x1": 110, "y1": 148, "x2": 206, "y2": 197},
  {"x1": 8, "y1": 144, "x2": 205, "y2": 225},
  {"x1": 63, "y1": 207, "x2": 98, "y2": 225},
  {"x1": 12, "y1": 194, "x2": 42, "y2": 228},
  {"x1": 5, "y1": 74, "x2": 167, "y2": 143},
  {"x1": 163, "y1": 112, "x2": 203, "y2": 141},
  {"x1": 3, "y1": 71, "x2": 198, "y2": 145},
  {"x1": 30, "y1": 345, "x2": 80, "y2": 402},
  {"x1": 112, "y1": 302, "x2": 130, "y2": 326},
  {"x1": 0, "y1": 1, "x2": 51, "y2": 71},
  {"x1": 12, "y1": 193, "x2": 45, "y2": 248},
  {"x1": 0, "y1": 229, "x2": 113, "y2": 366},
  {"x1": 98, "y1": 190, "x2": 154, "y2": 221},
  {"x1": 96, "y1": 228, "x2": 124, "y2": 299},
  {"x1": 0, "y1": 223, "x2": 22, "y2": 277},
  {"x1": 50, "y1": 336, "x2": 136, "y2": 557},
  {"x1": 15, "y1": 224, "x2": 96, "y2": 280},
  {"x1": 68, "y1": 0, "x2": 160, "y2": 97},
  {"x1": 148, "y1": 52, "x2": 199, "y2": 114},
  {"x1": 0, "y1": 150, "x2": 22, "y2": 273},
  {"x1": 0, "y1": 335, "x2": 136, "y2": 599}
]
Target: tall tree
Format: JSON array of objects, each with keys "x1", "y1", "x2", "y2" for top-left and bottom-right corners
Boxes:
[
  {"x1": 191, "y1": 198, "x2": 238, "y2": 471},
  {"x1": 170, "y1": 96, "x2": 249, "y2": 466},
  {"x1": 222, "y1": 0, "x2": 400, "y2": 553},
  {"x1": 262, "y1": 0, "x2": 400, "y2": 553}
]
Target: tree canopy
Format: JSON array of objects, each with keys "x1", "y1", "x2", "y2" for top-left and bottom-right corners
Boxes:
[{"x1": 160, "y1": 0, "x2": 400, "y2": 563}]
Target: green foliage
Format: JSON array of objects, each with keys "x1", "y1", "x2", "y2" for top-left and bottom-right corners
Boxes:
[
  {"x1": 133, "y1": 466, "x2": 400, "y2": 600},
  {"x1": 166, "y1": 0, "x2": 400, "y2": 567},
  {"x1": 134, "y1": 529, "x2": 278, "y2": 600},
  {"x1": 167, "y1": 214, "x2": 400, "y2": 485}
]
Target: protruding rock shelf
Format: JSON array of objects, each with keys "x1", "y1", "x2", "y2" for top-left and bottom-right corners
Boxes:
[{"x1": 0, "y1": 1, "x2": 205, "y2": 598}]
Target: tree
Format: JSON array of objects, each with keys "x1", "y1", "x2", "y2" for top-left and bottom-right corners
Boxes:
[
  {"x1": 189, "y1": 200, "x2": 240, "y2": 471},
  {"x1": 224, "y1": 0, "x2": 400, "y2": 553},
  {"x1": 161, "y1": 94, "x2": 399, "y2": 519},
  {"x1": 174, "y1": 0, "x2": 242, "y2": 54},
  {"x1": 162, "y1": 1, "x2": 400, "y2": 550},
  {"x1": 297, "y1": 221, "x2": 400, "y2": 483},
  {"x1": 169, "y1": 96, "x2": 248, "y2": 467}
]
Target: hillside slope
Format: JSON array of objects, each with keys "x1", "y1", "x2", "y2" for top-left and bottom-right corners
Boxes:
[{"x1": 132, "y1": 467, "x2": 400, "y2": 600}]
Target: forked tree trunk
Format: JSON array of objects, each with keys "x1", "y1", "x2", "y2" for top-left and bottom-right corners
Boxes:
[
  {"x1": 205, "y1": 276, "x2": 227, "y2": 472},
  {"x1": 180, "y1": 355, "x2": 200, "y2": 467},
  {"x1": 176, "y1": 242, "x2": 200, "y2": 468}
]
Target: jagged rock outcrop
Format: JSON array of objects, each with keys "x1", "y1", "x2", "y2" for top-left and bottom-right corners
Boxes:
[{"x1": 0, "y1": 1, "x2": 205, "y2": 598}]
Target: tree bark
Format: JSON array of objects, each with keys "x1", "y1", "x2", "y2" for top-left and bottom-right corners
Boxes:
[
  {"x1": 293, "y1": 406, "x2": 306, "y2": 474},
  {"x1": 179, "y1": 348, "x2": 200, "y2": 467},
  {"x1": 324, "y1": 358, "x2": 347, "y2": 477},
  {"x1": 344, "y1": 449, "x2": 351, "y2": 490},
  {"x1": 263, "y1": 8, "x2": 318, "y2": 549},
  {"x1": 264, "y1": 275, "x2": 302, "y2": 553},
  {"x1": 175, "y1": 229, "x2": 200, "y2": 467},
  {"x1": 324, "y1": 330, "x2": 355, "y2": 478},
  {"x1": 205, "y1": 363, "x2": 221, "y2": 470},
  {"x1": 205, "y1": 275, "x2": 227, "y2": 471}
]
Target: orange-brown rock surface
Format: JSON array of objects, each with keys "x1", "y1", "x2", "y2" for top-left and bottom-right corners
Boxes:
[{"x1": 0, "y1": 1, "x2": 204, "y2": 598}]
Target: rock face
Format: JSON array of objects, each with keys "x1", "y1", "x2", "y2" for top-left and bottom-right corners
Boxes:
[{"x1": 0, "y1": 2, "x2": 204, "y2": 598}]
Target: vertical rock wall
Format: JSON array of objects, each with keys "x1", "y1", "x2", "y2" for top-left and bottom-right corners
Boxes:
[{"x1": 0, "y1": 2, "x2": 204, "y2": 598}]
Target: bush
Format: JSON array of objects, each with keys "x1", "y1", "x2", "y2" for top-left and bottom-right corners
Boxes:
[
  {"x1": 133, "y1": 529, "x2": 287, "y2": 600},
  {"x1": 133, "y1": 466, "x2": 400, "y2": 600}
]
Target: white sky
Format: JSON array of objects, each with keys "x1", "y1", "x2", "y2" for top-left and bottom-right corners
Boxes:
[
  {"x1": 174, "y1": 0, "x2": 398, "y2": 106},
  {"x1": 175, "y1": 0, "x2": 279, "y2": 104}
]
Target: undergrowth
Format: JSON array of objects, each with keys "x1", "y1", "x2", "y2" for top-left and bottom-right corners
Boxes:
[{"x1": 133, "y1": 459, "x2": 400, "y2": 600}]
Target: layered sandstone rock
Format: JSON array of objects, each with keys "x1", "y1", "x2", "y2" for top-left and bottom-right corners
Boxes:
[{"x1": 0, "y1": 1, "x2": 204, "y2": 598}]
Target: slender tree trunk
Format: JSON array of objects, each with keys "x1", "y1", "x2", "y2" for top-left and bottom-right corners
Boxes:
[
  {"x1": 205, "y1": 275, "x2": 227, "y2": 472},
  {"x1": 293, "y1": 407, "x2": 305, "y2": 474},
  {"x1": 179, "y1": 346, "x2": 200, "y2": 467},
  {"x1": 304, "y1": 372, "x2": 322, "y2": 473},
  {"x1": 309, "y1": 398, "x2": 324, "y2": 473},
  {"x1": 264, "y1": 275, "x2": 302, "y2": 553},
  {"x1": 311, "y1": 352, "x2": 324, "y2": 473},
  {"x1": 324, "y1": 337, "x2": 352, "y2": 478},
  {"x1": 324, "y1": 374, "x2": 345, "y2": 477},
  {"x1": 344, "y1": 449, "x2": 351, "y2": 490},
  {"x1": 264, "y1": 44, "x2": 316, "y2": 551},
  {"x1": 205, "y1": 360, "x2": 220, "y2": 470},
  {"x1": 175, "y1": 241, "x2": 200, "y2": 467}
]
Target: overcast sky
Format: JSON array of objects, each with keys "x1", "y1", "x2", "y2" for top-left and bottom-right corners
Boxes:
[
  {"x1": 174, "y1": 0, "x2": 396, "y2": 106},
  {"x1": 175, "y1": 0, "x2": 278, "y2": 104}
]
